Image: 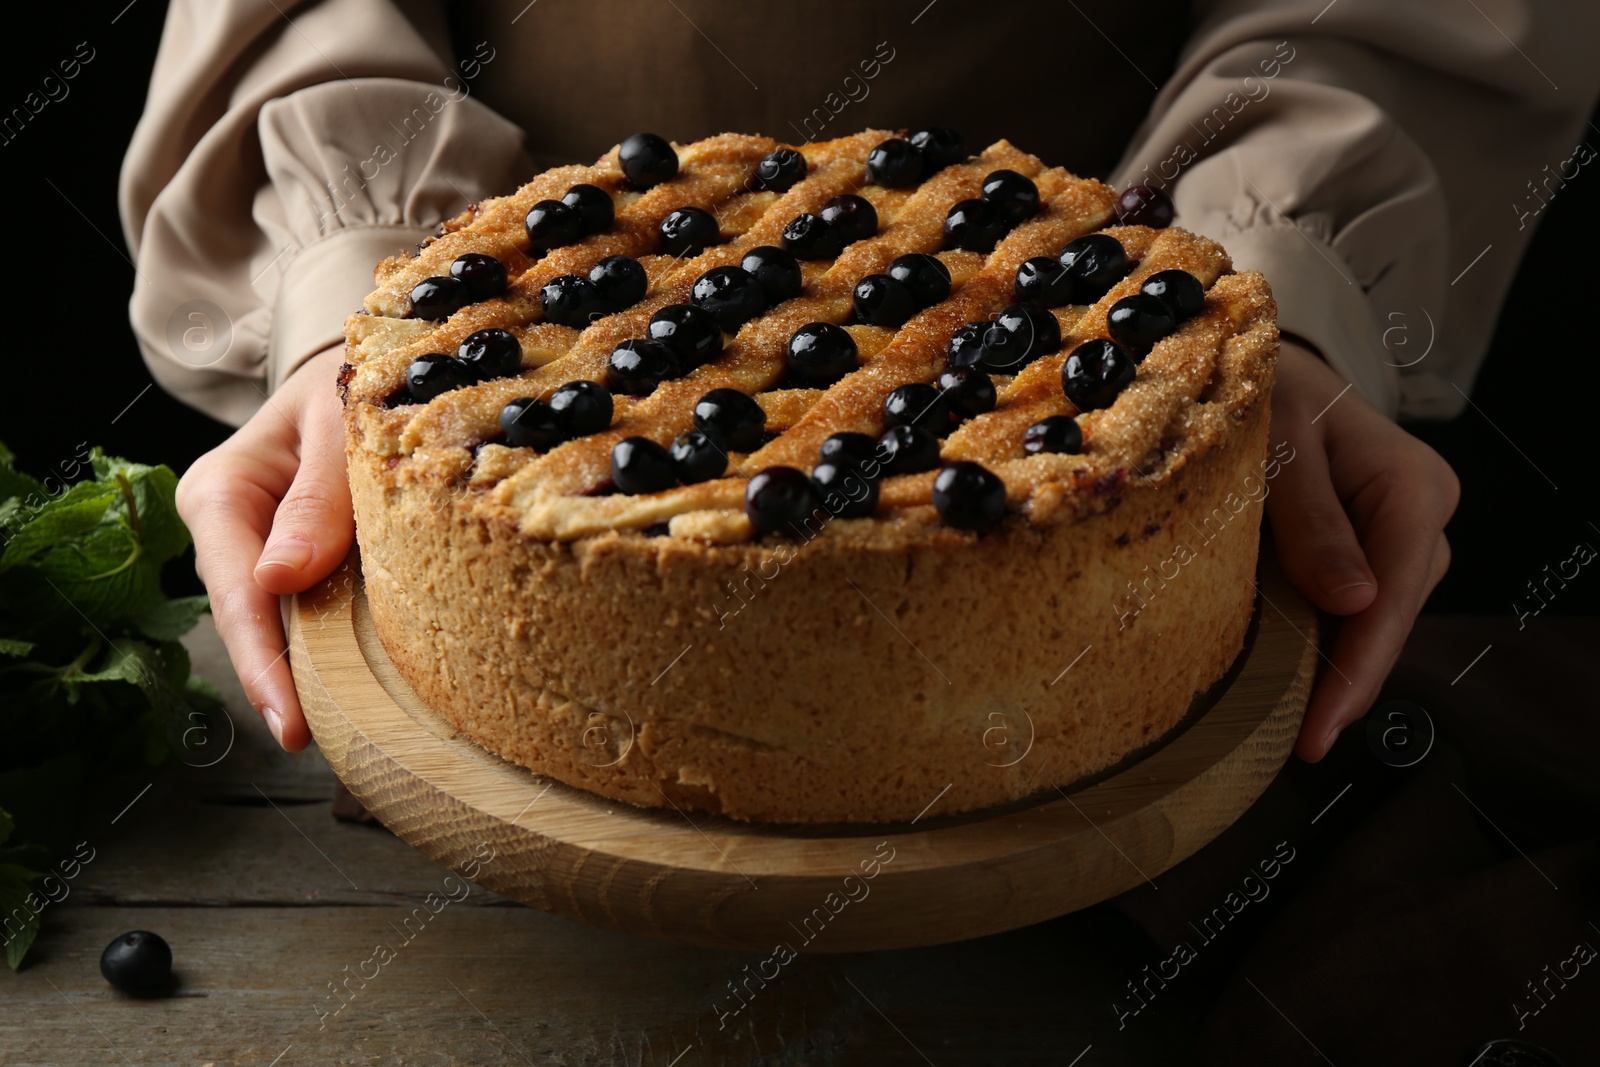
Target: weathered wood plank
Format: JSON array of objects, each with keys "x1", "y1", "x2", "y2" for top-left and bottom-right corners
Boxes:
[{"x1": 9, "y1": 904, "x2": 1179, "y2": 1065}]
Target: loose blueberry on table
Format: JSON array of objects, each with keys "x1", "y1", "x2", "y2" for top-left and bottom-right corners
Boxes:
[
  {"x1": 100, "y1": 930, "x2": 173, "y2": 996},
  {"x1": 932, "y1": 461, "x2": 1007, "y2": 531}
]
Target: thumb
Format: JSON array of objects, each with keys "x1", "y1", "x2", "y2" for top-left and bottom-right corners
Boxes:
[{"x1": 253, "y1": 419, "x2": 354, "y2": 596}]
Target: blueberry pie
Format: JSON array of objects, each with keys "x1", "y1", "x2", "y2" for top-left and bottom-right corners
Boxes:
[{"x1": 339, "y1": 130, "x2": 1279, "y2": 824}]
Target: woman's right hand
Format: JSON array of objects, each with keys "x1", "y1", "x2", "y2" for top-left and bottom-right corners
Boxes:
[{"x1": 175, "y1": 344, "x2": 352, "y2": 751}]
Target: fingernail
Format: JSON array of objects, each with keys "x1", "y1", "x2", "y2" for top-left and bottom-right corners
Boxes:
[
  {"x1": 262, "y1": 706, "x2": 285, "y2": 746},
  {"x1": 1317, "y1": 562, "x2": 1374, "y2": 597},
  {"x1": 1322, "y1": 724, "x2": 1344, "y2": 755},
  {"x1": 258, "y1": 537, "x2": 314, "y2": 573}
]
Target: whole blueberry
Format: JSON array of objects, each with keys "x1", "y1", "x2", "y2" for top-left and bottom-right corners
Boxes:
[
  {"x1": 457, "y1": 328, "x2": 522, "y2": 380},
  {"x1": 499, "y1": 397, "x2": 564, "y2": 449},
  {"x1": 744, "y1": 467, "x2": 822, "y2": 535},
  {"x1": 740, "y1": 246, "x2": 804, "y2": 304},
  {"x1": 589, "y1": 255, "x2": 649, "y2": 307},
  {"x1": 820, "y1": 194, "x2": 878, "y2": 244},
  {"x1": 671, "y1": 429, "x2": 728, "y2": 484},
  {"x1": 932, "y1": 461, "x2": 1007, "y2": 531},
  {"x1": 908, "y1": 127, "x2": 966, "y2": 175},
  {"x1": 754, "y1": 147, "x2": 807, "y2": 192},
  {"x1": 1140, "y1": 269, "x2": 1206, "y2": 321},
  {"x1": 981, "y1": 169, "x2": 1040, "y2": 225},
  {"x1": 409, "y1": 276, "x2": 469, "y2": 320},
  {"x1": 883, "y1": 382, "x2": 950, "y2": 434},
  {"x1": 853, "y1": 274, "x2": 918, "y2": 328},
  {"x1": 547, "y1": 379, "x2": 613, "y2": 436},
  {"x1": 945, "y1": 199, "x2": 1007, "y2": 253},
  {"x1": 782, "y1": 213, "x2": 843, "y2": 260},
  {"x1": 1014, "y1": 255, "x2": 1076, "y2": 307},
  {"x1": 561, "y1": 183, "x2": 615, "y2": 233},
  {"x1": 867, "y1": 137, "x2": 922, "y2": 187},
  {"x1": 813, "y1": 461, "x2": 880, "y2": 518},
  {"x1": 525, "y1": 199, "x2": 583, "y2": 253},
  {"x1": 980, "y1": 304, "x2": 1060, "y2": 371},
  {"x1": 877, "y1": 424, "x2": 941, "y2": 474},
  {"x1": 818, "y1": 431, "x2": 882, "y2": 474},
  {"x1": 938, "y1": 366, "x2": 996, "y2": 419},
  {"x1": 450, "y1": 253, "x2": 507, "y2": 301},
  {"x1": 690, "y1": 266, "x2": 767, "y2": 332},
  {"x1": 1107, "y1": 293, "x2": 1177, "y2": 359},
  {"x1": 1057, "y1": 234, "x2": 1129, "y2": 302},
  {"x1": 1114, "y1": 184, "x2": 1175, "y2": 229},
  {"x1": 618, "y1": 132, "x2": 678, "y2": 188},
  {"x1": 1062, "y1": 339, "x2": 1138, "y2": 410},
  {"x1": 100, "y1": 930, "x2": 173, "y2": 996},
  {"x1": 693, "y1": 388, "x2": 766, "y2": 451},
  {"x1": 658, "y1": 207, "x2": 721, "y2": 258},
  {"x1": 946, "y1": 322, "x2": 988, "y2": 368},
  {"x1": 887, "y1": 253, "x2": 952, "y2": 308},
  {"x1": 611, "y1": 436, "x2": 677, "y2": 494},
  {"x1": 786, "y1": 322, "x2": 858, "y2": 386},
  {"x1": 1023, "y1": 415, "x2": 1083, "y2": 455},
  {"x1": 607, "y1": 339, "x2": 680, "y2": 395},
  {"x1": 406, "y1": 353, "x2": 474, "y2": 402},
  {"x1": 648, "y1": 304, "x2": 724, "y2": 367},
  {"x1": 540, "y1": 274, "x2": 618, "y2": 328}
]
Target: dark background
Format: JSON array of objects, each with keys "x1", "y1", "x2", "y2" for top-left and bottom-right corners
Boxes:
[{"x1": 2, "y1": 1, "x2": 1596, "y2": 618}]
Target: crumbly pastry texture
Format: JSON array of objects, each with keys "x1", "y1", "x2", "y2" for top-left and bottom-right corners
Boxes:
[{"x1": 341, "y1": 130, "x2": 1279, "y2": 824}]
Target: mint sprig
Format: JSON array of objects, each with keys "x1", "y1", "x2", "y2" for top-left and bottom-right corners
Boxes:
[{"x1": 0, "y1": 441, "x2": 214, "y2": 969}]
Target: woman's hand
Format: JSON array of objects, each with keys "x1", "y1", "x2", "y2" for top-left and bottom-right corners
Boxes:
[
  {"x1": 176, "y1": 344, "x2": 352, "y2": 751},
  {"x1": 1267, "y1": 340, "x2": 1459, "y2": 761}
]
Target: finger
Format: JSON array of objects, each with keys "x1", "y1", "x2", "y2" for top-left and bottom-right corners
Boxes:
[
  {"x1": 253, "y1": 397, "x2": 354, "y2": 596},
  {"x1": 180, "y1": 471, "x2": 311, "y2": 752},
  {"x1": 1265, "y1": 422, "x2": 1378, "y2": 617},
  {"x1": 1295, "y1": 491, "x2": 1447, "y2": 761}
]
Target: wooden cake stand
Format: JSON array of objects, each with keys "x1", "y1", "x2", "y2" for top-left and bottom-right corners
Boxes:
[{"x1": 289, "y1": 553, "x2": 1316, "y2": 953}]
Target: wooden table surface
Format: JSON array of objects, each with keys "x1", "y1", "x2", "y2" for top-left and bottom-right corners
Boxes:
[{"x1": 4, "y1": 619, "x2": 1189, "y2": 1066}]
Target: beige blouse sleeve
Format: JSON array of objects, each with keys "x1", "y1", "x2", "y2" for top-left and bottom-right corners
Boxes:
[
  {"x1": 1115, "y1": 0, "x2": 1600, "y2": 420},
  {"x1": 119, "y1": 0, "x2": 529, "y2": 427}
]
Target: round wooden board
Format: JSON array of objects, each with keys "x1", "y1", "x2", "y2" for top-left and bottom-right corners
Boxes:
[{"x1": 289, "y1": 553, "x2": 1316, "y2": 953}]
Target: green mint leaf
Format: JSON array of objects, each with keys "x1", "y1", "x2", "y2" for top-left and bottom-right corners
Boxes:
[
  {"x1": 35, "y1": 523, "x2": 163, "y2": 621},
  {"x1": 0, "y1": 862, "x2": 44, "y2": 970},
  {"x1": 0, "y1": 480, "x2": 119, "y2": 570},
  {"x1": 93, "y1": 454, "x2": 189, "y2": 565},
  {"x1": 0, "y1": 638, "x2": 33, "y2": 657},
  {"x1": 130, "y1": 595, "x2": 209, "y2": 642}
]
